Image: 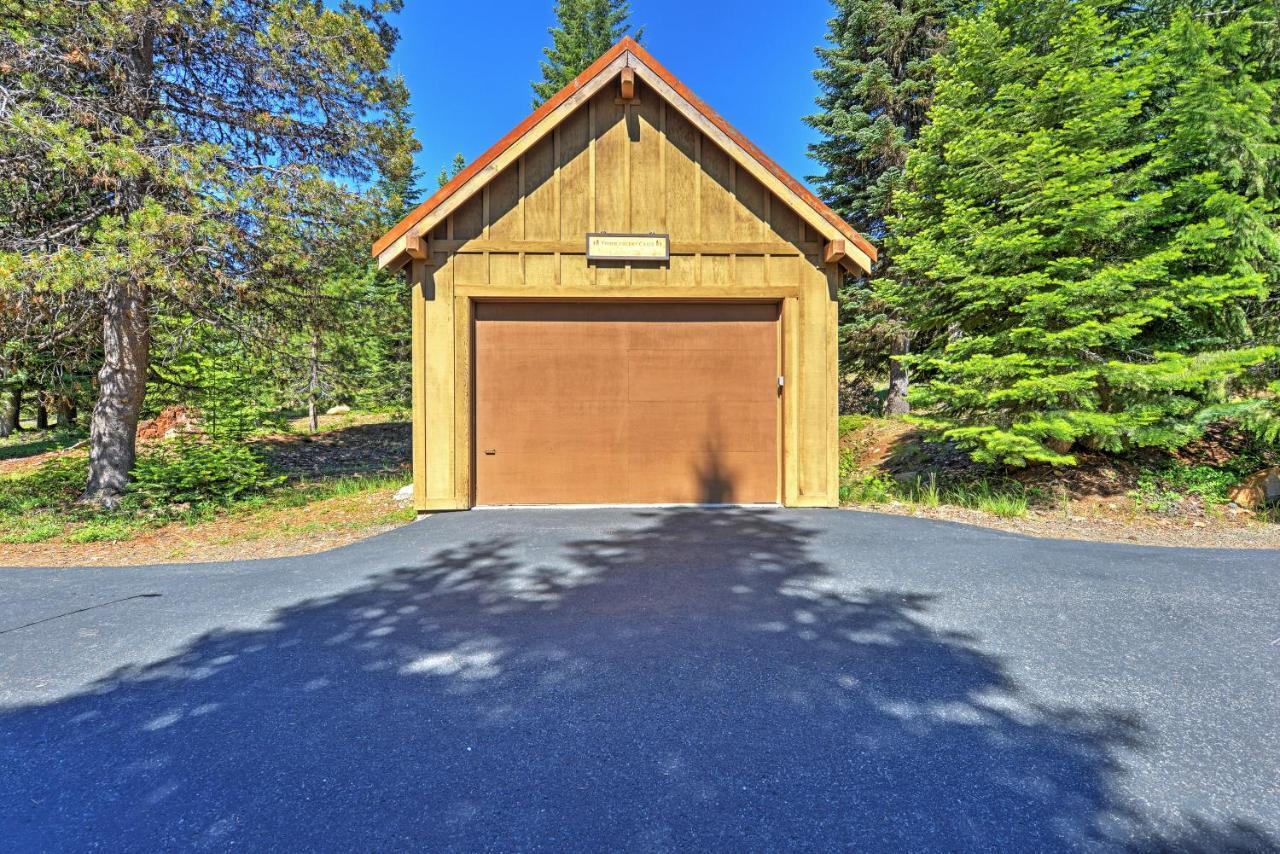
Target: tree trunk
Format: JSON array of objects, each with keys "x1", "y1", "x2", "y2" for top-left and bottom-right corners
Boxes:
[
  {"x1": 56, "y1": 396, "x2": 76, "y2": 429},
  {"x1": 81, "y1": 20, "x2": 154, "y2": 507},
  {"x1": 35, "y1": 395, "x2": 49, "y2": 430},
  {"x1": 9, "y1": 386, "x2": 23, "y2": 432},
  {"x1": 885, "y1": 331, "x2": 911, "y2": 416},
  {"x1": 0, "y1": 382, "x2": 20, "y2": 436},
  {"x1": 82, "y1": 280, "x2": 150, "y2": 507},
  {"x1": 307, "y1": 329, "x2": 320, "y2": 433},
  {"x1": 0, "y1": 391, "x2": 13, "y2": 438}
]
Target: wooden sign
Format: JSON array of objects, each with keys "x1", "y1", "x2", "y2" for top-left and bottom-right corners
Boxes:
[{"x1": 586, "y1": 233, "x2": 670, "y2": 262}]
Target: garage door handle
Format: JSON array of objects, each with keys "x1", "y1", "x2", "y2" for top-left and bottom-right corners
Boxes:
[{"x1": 484, "y1": 449, "x2": 496, "y2": 455}]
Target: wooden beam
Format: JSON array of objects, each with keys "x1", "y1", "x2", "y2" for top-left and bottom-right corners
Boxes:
[
  {"x1": 455, "y1": 284, "x2": 801, "y2": 299},
  {"x1": 823, "y1": 239, "x2": 846, "y2": 265},
  {"x1": 429, "y1": 238, "x2": 822, "y2": 257},
  {"x1": 619, "y1": 66, "x2": 636, "y2": 101},
  {"x1": 404, "y1": 231, "x2": 429, "y2": 262}
]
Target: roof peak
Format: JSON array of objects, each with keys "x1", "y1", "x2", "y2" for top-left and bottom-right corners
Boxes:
[{"x1": 372, "y1": 37, "x2": 875, "y2": 272}]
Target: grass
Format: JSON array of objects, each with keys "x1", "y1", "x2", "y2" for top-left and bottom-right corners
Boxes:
[
  {"x1": 64, "y1": 518, "x2": 148, "y2": 544},
  {"x1": 0, "y1": 429, "x2": 85, "y2": 461},
  {"x1": 0, "y1": 519, "x2": 62, "y2": 544},
  {"x1": 239, "y1": 472, "x2": 408, "y2": 512},
  {"x1": 0, "y1": 418, "x2": 411, "y2": 550},
  {"x1": 282, "y1": 407, "x2": 408, "y2": 435},
  {"x1": 837, "y1": 416, "x2": 1037, "y2": 519},
  {"x1": 841, "y1": 471, "x2": 1033, "y2": 518},
  {"x1": 963, "y1": 481, "x2": 1031, "y2": 519}
]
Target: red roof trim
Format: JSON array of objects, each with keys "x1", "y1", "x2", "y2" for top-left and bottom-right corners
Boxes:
[{"x1": 372, "y1": 36, "x2": 876, "y2": 265}]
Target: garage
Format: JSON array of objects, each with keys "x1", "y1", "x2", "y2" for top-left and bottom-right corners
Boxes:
[
  {"x1": 371, "y1": 38, "x2": 874, "y2": 511},
  {"x1": 474, "y1": 302, "x2": 779, "y2": 505}
]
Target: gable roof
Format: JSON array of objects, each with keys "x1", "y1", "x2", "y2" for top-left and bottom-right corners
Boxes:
[{"x1": 372, "y1": 37, "x2": 876, "y2": 273}]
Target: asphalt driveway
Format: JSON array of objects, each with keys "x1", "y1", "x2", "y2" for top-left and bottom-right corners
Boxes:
[{"x1": 1, "y1": 508, "x2": 1276, "y2": 852}]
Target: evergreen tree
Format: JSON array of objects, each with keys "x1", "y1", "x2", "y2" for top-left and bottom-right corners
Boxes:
[
  {"x1": 532, "y1": 0, "x2": 641, "y2": 107},
  {"x1": 886, "y1": 0, "x2": 1278, "y2": 466},
  {"x1": 375, "y1": 91, "x2": 426, "y2": 225},
  {"x1": 805, "y1": 0, "x2": 957, "y2": 414},
  {"x1": 0, "y1": 0, "x2": 413, "y2": 505},
  {"x1": 437, "y1": 153, "x2": 467, "y2": 189}
]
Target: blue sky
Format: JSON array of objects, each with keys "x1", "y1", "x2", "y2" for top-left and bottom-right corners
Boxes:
[{"x1": 387, "y1": 0, "x2": 835, "y2": 195}]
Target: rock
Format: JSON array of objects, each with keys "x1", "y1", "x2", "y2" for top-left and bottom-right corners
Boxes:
[
  {"x1": 1227, "y1": 467, "x2": 1280, "y2": 509},
  {"x1": 326, "y1": 404, "x2": 351, "y2": 415},
  {"x1": 394, "y1": 484, "x2": 414, "y2": 503}
]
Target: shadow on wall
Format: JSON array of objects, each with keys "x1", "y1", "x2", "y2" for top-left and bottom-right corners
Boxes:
[{"x1": 1, "y1": 510, "x2": 1275, "y2": 850}]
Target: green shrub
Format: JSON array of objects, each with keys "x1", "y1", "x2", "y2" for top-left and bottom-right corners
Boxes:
[
  {"x1": 838, "y1": 447, "x2": 857, "y2": 483},
  {"x1": 127, "y1": 437, "x2": 284, "y2": 508},
  {"x1": 1131, "y1": 463, "x2": 1242, "y2": 513},
  {"x1": 844, "y1": 474, "x2": 895, "y2": 504}
]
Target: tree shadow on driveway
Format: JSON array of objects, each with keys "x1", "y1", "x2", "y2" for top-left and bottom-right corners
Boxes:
[{"x1": 1, "y1": 509, "x2": 1274, "y2": 851}]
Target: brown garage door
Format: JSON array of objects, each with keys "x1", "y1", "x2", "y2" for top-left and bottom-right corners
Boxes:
[{"x1": 474, "y1": 302, "x2": 779, "y2": 505}]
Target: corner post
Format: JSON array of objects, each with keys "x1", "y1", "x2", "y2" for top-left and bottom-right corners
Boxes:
[{"x1": 410, "y1": 260, "x2": 429, "y2": 512}]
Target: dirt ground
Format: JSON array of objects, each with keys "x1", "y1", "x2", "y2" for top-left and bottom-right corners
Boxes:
[
  {"x1": 1, "y1": 489, "x2": 414, "y2": 568},
  {"x1": 842, "y1": 417, "x2": 1280, "y2": 549},
  {"x1": 256, "y1": 419, "x2": 410, "y2": 479},
  {"x1": 847, "y1": 501, "x2": 1280, "y2": 549},
  {"x1": 1, "y1": 412, "x2": 416, "y2": 568}
]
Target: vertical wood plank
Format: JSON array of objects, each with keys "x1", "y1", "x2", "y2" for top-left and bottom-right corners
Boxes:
[
  {"x1": 486, "y1": 162, "x2": 521, "y2": 240},
  {"x1": 522, "y1": 136, "x2": 558, "y2": 236},
  {"x1": 824, "y1": 264, "x2": 839, "y2": 504},
  {"x1": 423, "y1": 259, "x2": 456, "y2": 504},
  {"x1": 594, "y1": 90, "x2": 627, "y2": 230},
  {"x1": 700, "y1": 141, "x2": 732, "y2": 242},
  {"x1": 594, "y1": 89, "x2": 628, "y2": 287},
  {"x1": 559, "y1": 103, "x2": 592, "y2": 286},
  {"x1": 796, "y1": 257, "x2": 831, "y2": 503},
  {"x1": 453, "y1": 294, "x2": 473, "y2": 507},
  {"x1": 452, "y1": 194, "x2": 483, "y2": 240},
  {"x1": 410, "y1": 263, "x2": 428, "y2": 510},
  {"x1": 782, "y1": 296, "x2": 801, "y2": 507},
  {"x1": 631, "y1": 84, "x2": 665, "y2": 287}
]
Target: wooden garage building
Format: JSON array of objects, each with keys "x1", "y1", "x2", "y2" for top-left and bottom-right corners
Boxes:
[{"x1": 372, "y1": 38, "x2": 876, "y2": 511}]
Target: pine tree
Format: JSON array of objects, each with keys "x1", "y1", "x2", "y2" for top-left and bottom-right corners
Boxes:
[
  {"x1": 375, "y1": 91, "x2": 426, "y2": 226},
  {"x1": 532, "y1": 0, "x2": 641, "y2": 107},
  {"x1": 437, "y1": 153, "x2": 467, "y2": 189},
  {"x1": 886, "y1": 0, "x2": 1278, "y2": 466},
  {"x1": 805, "y1": 0, "x2": 957, "y2": 414},
  {"x1": 1150, "y1": 5, "x2": 1280, "y2": 442},
  {"x1": 0, "y1": 1, "x2": 413, "y2": 505}
]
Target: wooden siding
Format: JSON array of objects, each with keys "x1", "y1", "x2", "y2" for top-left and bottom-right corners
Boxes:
[{"x1": 410, "y1": 78, "x2": 839, "y2": 510}]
